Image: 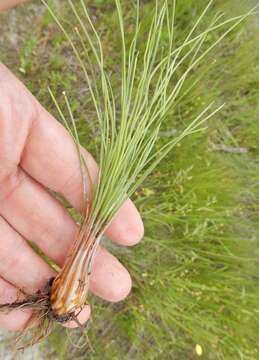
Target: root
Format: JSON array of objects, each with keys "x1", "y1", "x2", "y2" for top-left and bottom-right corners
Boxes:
[
  {"x1": 0, "y1": 277, "x2": 90, "y2": 351},
  {"x1": 0, "y1": 278, "x2": 54, "y2": 350},
  {"x1": 0, "y1": 278, "x2": 51, "y2": 315}
]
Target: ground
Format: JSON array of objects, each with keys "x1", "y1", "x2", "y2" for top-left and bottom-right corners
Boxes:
[{"x1": 0, "y1": 0, "x2": 259, "y2": 359}]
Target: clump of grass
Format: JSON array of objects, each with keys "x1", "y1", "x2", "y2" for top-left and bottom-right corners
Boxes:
[
  {"x1": 43, "y1": 0, "x2": 257, "y2": 328},
  {"x1": 42, "y1": 2, "x2": 259, "y2": 359}
]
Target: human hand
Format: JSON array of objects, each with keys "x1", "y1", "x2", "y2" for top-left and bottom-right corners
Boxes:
[{"x1": 0, "y1": 63, "x2": 144, "y2": 330}]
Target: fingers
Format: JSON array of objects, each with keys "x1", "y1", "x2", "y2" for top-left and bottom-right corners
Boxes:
[
  {"x1": 105, "y1": 200, "x2": 144, "y2": 246},
  {"x1": 0, "y1": 169, "x2": 132, "y2": 300},
  {"x1": 0, "y1": 215, "x2": 131, "y2": 331},
  {"x1": 90, "y1": 247, "x2": 132, "y2": 302},
  {"x1": 63, "y1": 306, "x2": 91, "y2": 329},
  {"x1": 0, "y1": 216, "x2": 54, "y2": 293},
  {"x1": 21, "y1": 106, "x2": 98, "y2": 213},
  {"x1": 0, "y1": 167, "x2": 78, "y2": 266},
  {"x1": 0, "y1": 215, "x2": 131, "y2": 302},
  {"x1": 0, "y1": 167, "x2": 140, "y2": 269}
]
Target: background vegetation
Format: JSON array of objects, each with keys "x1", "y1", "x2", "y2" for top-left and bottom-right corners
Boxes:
[{"x1": 0, "y1": 0, "x2": 259, "y2": 359}]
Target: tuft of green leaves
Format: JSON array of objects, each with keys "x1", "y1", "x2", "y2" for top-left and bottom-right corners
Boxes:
[{"x1": 43, "y1": 0, "x2": 257, "y2": 267}]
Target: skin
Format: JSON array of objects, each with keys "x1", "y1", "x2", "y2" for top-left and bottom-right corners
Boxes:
[
  {"x1": 0, "y1": 0, "x2": 28, "y2": 11},
  {"x1": 0, "y1": 60, "x2": 144, "y2": 330}
]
